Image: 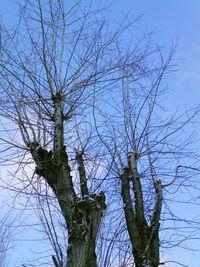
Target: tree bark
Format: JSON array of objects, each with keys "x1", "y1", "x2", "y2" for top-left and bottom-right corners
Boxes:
[
  {"x1": 30, "y1": 142, "x2": 106, "y2": 267},
  {"x1": 28, "y1": 94, "x2": 106, "y2": 267},
  {"x1": 67, "y1": 193, "x2": 106, "y2": 267},
  {"x1": 121, "y1": 152, "x2": 162, "y2": 267}
]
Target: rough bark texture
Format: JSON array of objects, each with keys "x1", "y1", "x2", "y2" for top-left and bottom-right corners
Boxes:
[
  {"x1": 28, "y1": 93, "x2": 106, "y2": 267},
  {"x1": 67, "y1": 193, "x2": 106, "y2": 267},
  {"x1": 121, "y1": 152, "x2": 162, "y2": 267}
]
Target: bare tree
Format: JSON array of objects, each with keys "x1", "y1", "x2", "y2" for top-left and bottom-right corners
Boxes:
[
  {"x1": 0, "y1": 0, "x2": 159, "y2": 266},
  {"x1": 93, "y1": 49, "x2": 200, "y2": 267},
  {"x1": 0, "y1": 1, "x2": 198, "y2": 267}
]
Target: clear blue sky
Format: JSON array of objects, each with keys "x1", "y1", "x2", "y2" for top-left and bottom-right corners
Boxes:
[{"x1": 0, "y1": 1, "x2": 200, "y2": 266}]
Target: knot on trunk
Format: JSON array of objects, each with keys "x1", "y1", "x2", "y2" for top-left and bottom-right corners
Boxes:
[
  {"x1": 69, "y1": 192, "x2": 106, "y2": 242},
  {"x1": 28, "y1": 142, "x2": 55, "y2": 183},
  {"x1": 52, "y1": 91, "x2": 63, "y2": 102},
  {"x1": 28, "y1": 142, "x2": 53, "y2": 163}
]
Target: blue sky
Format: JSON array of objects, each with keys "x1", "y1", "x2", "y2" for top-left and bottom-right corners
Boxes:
[{"x1": 0, "y1": 1, "x2": 200, "y2": 266}]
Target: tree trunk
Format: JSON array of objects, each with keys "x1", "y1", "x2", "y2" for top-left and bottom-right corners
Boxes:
[
  {"x1": 121, "y1": 152, "x2": 162, "y2": 267},
  {"x1": 67, "y1": 193, "x2": 106, "y2": 267},
  {"x1": 29, "y1": 143, "x2": 106, "y2": 267},
  {"x1": 30, "y1": 143, "x2": 106, "y2": 267},
  {"x1": 133, "y1": 234, "x2": 160, "y2": 267},
  {"x1": 28, "y1": 95, "x2": 106, "y2": 267}
]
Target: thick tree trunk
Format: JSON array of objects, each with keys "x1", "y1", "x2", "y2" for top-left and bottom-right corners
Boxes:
[
  {"x1": 67, "y1": 241, "x2": 96, "y2": 267},
  {"x1": 67, "y1": 193, "x2": 105, "y2": 267},
  {"x1": 28, "y1": 94, "x2": 106, "y2": 267},
  {"x1": 30, "y1": 143, "x2": 106, "y2": 267},
  {"x1": 133, "y1": 235, "x2": 160, "y2": 267}
]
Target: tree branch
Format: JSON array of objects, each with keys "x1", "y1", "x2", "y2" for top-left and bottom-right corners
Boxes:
[
  {"x1": 76, "y1": 152, "x2": 89, "y2": 197},
  {"x1": 128, "y1": 152, "x2": 146, "y2": 225}
]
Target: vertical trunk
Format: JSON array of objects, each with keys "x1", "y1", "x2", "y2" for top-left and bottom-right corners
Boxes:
[
  {"x1": 29, "y1": 94, "x2": 106, "y2": 267},
  {"x1": 30, "y1": 144, "x2": 106, "y2": 267},
  {"x1": 67, "y1": 238, "x2": 97, "y2": 267},
  {"x1": 133, "y1": 233, "x2": 160, "y2": 267},
  {"x1": 67, "y1": 193, "x2": 106, "y2": 267},
  {"x1": 121, "y1": 152, "x2": 162, "y2": 267},
  {"x1": 128, "y1": 221, "x2": 160, "y2": 267}
]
